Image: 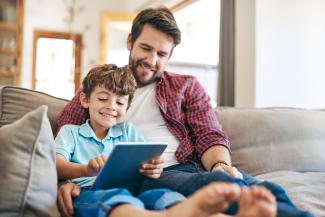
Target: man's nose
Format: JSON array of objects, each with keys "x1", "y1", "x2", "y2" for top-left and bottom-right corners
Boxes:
[{"x1": 146, "y1": 52, "x2": 158, "y2": 67}]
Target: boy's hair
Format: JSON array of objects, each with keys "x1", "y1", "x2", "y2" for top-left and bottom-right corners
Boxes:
[
  {"x1": 130, "y1": 7, "x2": 181, "y2": 47},
  {"x1": 82, "y1": 64, "x2": 137, "y2": 107}
]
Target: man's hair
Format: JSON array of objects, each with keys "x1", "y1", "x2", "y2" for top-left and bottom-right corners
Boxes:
[
  {"x1": 82, "y1": 64, "x2": 137, "y2": 107},
  {"x1": 131, "y1": 7, "x2": 181, "y2": 47}
]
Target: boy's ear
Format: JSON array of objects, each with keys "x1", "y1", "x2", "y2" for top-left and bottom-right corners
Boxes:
[{"x1": 80, "y1": 92, "x2": 89, "y2": 108}]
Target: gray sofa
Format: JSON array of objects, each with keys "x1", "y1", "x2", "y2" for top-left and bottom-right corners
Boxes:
[{"x1": 0, "y1": 86, "x2": 324, "y2": 217}]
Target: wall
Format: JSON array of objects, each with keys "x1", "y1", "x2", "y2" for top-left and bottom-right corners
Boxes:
[
  {"x1": 22, "y1": 0, "x2": 132, "y2": 88},
  {"x1": 235, "y1": 0, "x2": 325, "y2": 108},
  {"x1": 255, "y1": 0, "x2": 325, "y2": 108}
]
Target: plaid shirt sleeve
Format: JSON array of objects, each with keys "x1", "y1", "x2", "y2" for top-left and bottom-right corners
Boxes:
[
  {"x1": 183, "y1": 77, "x2": 230, "y2": 160},
  {"x1": 56, "y1": 88, "x2": 89, "y2": 135}
]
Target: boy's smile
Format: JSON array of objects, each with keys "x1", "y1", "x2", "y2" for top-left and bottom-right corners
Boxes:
[{"x1": 80, "y1": 86, "x2": 129, "y2": 138}]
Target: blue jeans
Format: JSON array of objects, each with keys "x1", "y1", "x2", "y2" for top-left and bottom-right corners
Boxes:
[
  {"x1": 73, "y1": 188, "x2": 185, "y2": 217},
  {"x1": 138, "y1": 162, "x2": 314, "y2": 217}
]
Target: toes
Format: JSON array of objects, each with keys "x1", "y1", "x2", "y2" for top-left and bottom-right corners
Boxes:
[
  {"x1": 189, "y1": 182, "x2": 241, "y2": 214},
  {"x1": 238, "y1": 186, "x2": 254, "y2": 211},
  {"x1": 251, "y1": 186, "x2": 276, "y2": 204},
  {"x1": 208, "y1": 182, "x2": 241, "y2": 202}
]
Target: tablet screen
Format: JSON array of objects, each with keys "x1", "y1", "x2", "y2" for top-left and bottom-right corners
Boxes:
[{"x1": 91, "y1": 142, "x2": 167, "y2": 193}]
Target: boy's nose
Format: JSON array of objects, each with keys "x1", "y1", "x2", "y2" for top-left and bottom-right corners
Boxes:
[{"x1": 106, "y1": 99, "x2": 116, "y2": 110}]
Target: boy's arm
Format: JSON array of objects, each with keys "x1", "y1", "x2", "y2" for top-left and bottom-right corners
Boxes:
[
  {"x1": 56, "y1": 154, "x2": 87, "y2": 180},
  {"x1": 56, "y1": 154, "x2": 107, "y2": 180}
]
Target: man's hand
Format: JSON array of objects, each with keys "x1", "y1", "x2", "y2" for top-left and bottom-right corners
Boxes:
[
  {"x1": 57, "y1": 181, "x2": 80, "y2": 217},
  {"x1": 140, "y1": 156, "x2": 164, "y2": 179},
  {"x1": 85, "y1": 155, "x2": 107, "y2": 176},
  {"x1": 211, "y1": 164, "x2": 243, "y2": 179}
]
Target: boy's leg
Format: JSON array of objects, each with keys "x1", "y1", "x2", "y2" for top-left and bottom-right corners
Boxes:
[
  {"x1": 110, "y1": 182, "x2": 241, "y2": 217},
  {"x1": 137, "y1": 188, "x2": 185, "y2": 210},
  {"x1": 110, "y1": 183, "x2": 276, "y2": 217},
  {"x1": 73, "y1": 188, "x2": 144, "y2": 217}
]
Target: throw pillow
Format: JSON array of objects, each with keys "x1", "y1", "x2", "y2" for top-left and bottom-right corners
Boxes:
[{"x1": 0, "y1": 105, "x2": 60, "y2": 217}]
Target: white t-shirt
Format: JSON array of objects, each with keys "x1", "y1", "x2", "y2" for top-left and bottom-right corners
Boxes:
[{"x1": 126, "y1": 83, "x2": 179, "y2": 167}]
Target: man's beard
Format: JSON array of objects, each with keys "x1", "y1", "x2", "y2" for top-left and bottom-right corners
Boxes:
[{"x1": 129, "y1": 59, "x2": 161, "y2": 87}]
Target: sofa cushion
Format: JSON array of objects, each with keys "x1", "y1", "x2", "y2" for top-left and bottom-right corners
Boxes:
[
  {"x1": 0, "y1": 86, "x2": 68, "y2": 133},
  {"x1": 256, "y1": 171, "x2": 325, "y2": 216},
  {"x1": 216, "y1": 107, "x2": 325, "y2": 176},
  {"x1": 0, "y1": 106, "x2": 60, "y2": 217}
]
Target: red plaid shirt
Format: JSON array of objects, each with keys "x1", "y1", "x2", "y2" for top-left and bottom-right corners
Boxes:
[{"x1": 57, "y1": 71, "x2": 230, "y2": 163}]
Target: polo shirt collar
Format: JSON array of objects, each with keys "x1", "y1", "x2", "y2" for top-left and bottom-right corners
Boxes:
[{"x1": 78, "y1": 120, "x2": 123, "y2": 141}]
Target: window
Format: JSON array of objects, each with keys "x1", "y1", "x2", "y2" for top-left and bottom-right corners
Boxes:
[
  {"x1": 168, "y1": 0, "x2": 220, "y2": 107},
  {"x1": 32, "y1": 30, "x2": 82, "y2": 100}
]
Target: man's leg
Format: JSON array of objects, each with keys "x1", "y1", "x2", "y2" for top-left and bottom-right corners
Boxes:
[
  {"x1": 139, "y1": 162, "x2": 314, "y2": 217},
  {"x1": 139, "y1": 162, "x2": 246, "y2": 196}
]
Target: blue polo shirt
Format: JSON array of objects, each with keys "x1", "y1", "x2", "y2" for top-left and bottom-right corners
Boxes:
[{"x1": 55, "y1": 120, "x2": 145, "y2": 187}]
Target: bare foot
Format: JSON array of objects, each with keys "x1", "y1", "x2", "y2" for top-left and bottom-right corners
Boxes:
[
  {"x1": 235, "y1": 186, "x2": 277, "y2": 217},
  {"x1": 166, "y1": 182, "x2": 241, "y2": 217}
]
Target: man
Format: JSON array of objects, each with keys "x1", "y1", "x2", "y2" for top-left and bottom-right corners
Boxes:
[{"x1": 57, "y1": 7, "x2": 313, "y2": 217}]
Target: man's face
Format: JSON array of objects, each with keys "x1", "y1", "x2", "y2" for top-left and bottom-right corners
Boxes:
[{"x1": 127, "y1": 24, "x2": 175, "y2": 87}]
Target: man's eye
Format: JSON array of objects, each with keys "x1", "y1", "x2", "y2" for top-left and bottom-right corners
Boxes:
[
  {"x1": 98, "y1": 98, "x2": 107, "y2": 101},
  {"x1": 142, "y1": 47, "x2": 150, "y2": 51},
  {"x1": 158, "y1": 53, "x2": 167, "y2": 58},
  {"x1": 117, "y1": 102, "x2": 124, "y2": 106}
]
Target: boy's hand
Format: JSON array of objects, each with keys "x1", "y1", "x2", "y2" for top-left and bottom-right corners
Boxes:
[
  {"x1": 140, "y1": 156, "x2": 164, "y2": 179},
  {"x1": 84, "y1": 155, "x2": 107, "y2": 176}
]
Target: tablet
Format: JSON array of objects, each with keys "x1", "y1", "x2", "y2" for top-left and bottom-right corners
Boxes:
[{"x1": 91, "y1": 142, "x2": 167, "y2": 193}]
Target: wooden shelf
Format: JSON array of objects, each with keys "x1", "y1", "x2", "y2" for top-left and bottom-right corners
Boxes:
[
  {"x1": 0, "y1": 48, "x2": 17, "y2": 55},
  {"x1": 0, "y1": 71, "x2": 16, "y2": 76},
  {"x1": 0, "y1": 0, "x2": 23, "y2": 86},
  {"x1": 0, "y1": 22, "x2": 18, "y2": 31}
]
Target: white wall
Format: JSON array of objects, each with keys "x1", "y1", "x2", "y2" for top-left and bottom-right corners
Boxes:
[
  {"x1": 22, "y1": 0, "x2": 130, "y2": 88},
  {"x1": 255, "y1": 0, "x2": 325, "y2": 108}
]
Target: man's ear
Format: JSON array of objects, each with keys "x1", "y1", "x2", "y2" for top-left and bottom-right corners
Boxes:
[
  {"x1": 127, "y1": 34, "x2": 133, "y2": 51},
  {"x1": 80, "y1": 92, "x2": 89, "y2": 109}
]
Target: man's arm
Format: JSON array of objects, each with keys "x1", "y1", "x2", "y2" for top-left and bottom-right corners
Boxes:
[
  {"x1": 201, "y1": 145, "x2": 231, "y2": 170},
  {"x1": 184, "y1": 77, "x2": 241, "y2": 177},
  {"x1": 56, "y1": 88, "x2": 88, "y2": 135}
]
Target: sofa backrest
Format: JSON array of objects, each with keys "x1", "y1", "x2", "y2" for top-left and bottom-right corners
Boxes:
[
  {"x1": 0, "y1": 86, "x2": 68, "y2": 134},
  {"x1": 216, "y1": 107, "x2": 325, "y2": 175}
]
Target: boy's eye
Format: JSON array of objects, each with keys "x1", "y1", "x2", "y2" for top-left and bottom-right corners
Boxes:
[
  {"x1": 98, "y1": 98, "x2": 107, "y2": 101},
  {"x1": 117, "y1": 101, "x2": 124, "y2": 106}
]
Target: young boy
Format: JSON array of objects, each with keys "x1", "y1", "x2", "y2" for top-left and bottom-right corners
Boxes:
[{"x1": 54, "y1": 64, "x2": 276, "y2": 217}]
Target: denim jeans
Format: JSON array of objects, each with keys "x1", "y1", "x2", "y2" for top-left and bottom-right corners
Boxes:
[
  {"x1": 138, "y1": 162, "x2": 314, "y2": 217},
  {"x1": 73, "y1": 188, "x2": 185, "y2": 217}
]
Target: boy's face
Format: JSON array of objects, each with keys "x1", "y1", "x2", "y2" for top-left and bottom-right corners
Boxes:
[
  {"x1": 80, "y1": 86, "x2": 129, "y2": 132},
  {"x1": 127, "y1": 24, "x2": 174, "y2": 87}
]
